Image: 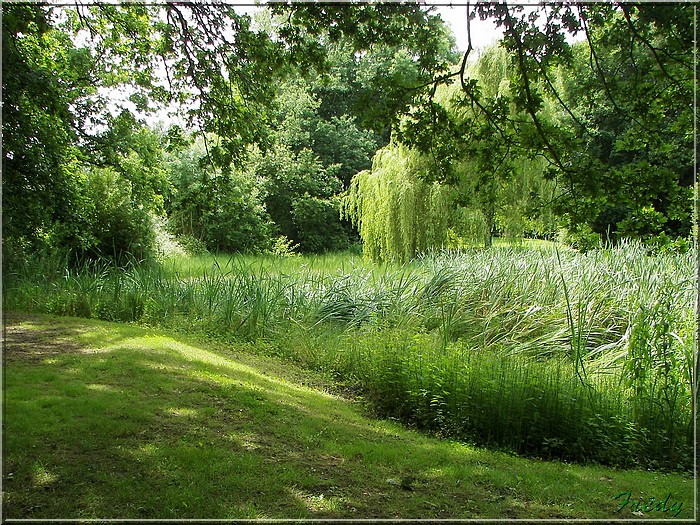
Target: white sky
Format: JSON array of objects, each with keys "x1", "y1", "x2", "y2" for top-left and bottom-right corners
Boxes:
[{"x1": 434, "y1": 5, "x2": 504, "y2": 53}]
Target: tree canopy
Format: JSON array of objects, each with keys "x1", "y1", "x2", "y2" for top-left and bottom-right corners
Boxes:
[
  {"x1": 2, "y1": 2, "x2": 456, "y2": 260},
  {"x1": 2, "y1": 2, "x2": 694, "y2": 264},
  {"x1": 399, "y1": 2, "x2": 695, "y2": 251}
]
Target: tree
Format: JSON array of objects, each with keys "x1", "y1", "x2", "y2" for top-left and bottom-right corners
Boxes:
[
  {"x1": 154, "y1": 1, "x2": 459, "y2": 171},
  {"x1": 89, "y1": 112, "x2": 172, "y2": 215},
  {"x1": 2, "y1": 4, "x2": 89, "y2": 250},
  {"x1": 459, "y1": 3, "x2": 693, "y2": 248},
  {"x1": 1, "y1": 3, "x2": 172, "y2": 260},
  {"x1": 364, "y1": 2, "x2": 694, "y2": 251},
  {"x1": 3, "y1": 2, "x2": 463, "y2": 260},
  {"x1": 269, "y1": 76, "x2": 380, "y2": 189},
  {"x1": 549, "y1": 6, "x2": 694, "y2": 247},
  {"x1": 74, "y1": 166, "x2": 157, "y2": 263},
  {"x1": 164, "y1": 137, "x2": 273, "y2": 254},
  {"x1": 251, "y1": 145, "x2": 348, "y2": 253},
  {"x1": 272, "y1": 3, "x2": 459, "y2": 140},
  {"x1": 259, "y1": 75, "x2": 384, "y2": 252},
  {"x1": 342, "y1": 143, "x2": 452, "y2": 263},
  {"x1": 393, "y1": 42, "x2": 559, "y2": 249}
]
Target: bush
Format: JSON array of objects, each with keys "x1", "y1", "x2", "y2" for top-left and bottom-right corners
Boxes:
[
  {"x1": 253, "y1": 146, "x2": 348, "y2": 253},
  {"x1": 176, "y1": 235, "x2": 209, "y2": 256},
  {"x1": 165, "y1": 140, "x2": 274, "y2": 254},
  {"x1": 292, "y1": 195, "x2": 351, "y2": 253},
  {"x1": 84, "y1": 167, "x2": 156, "y2": 262},
  {"x1": 266, "y1": 236, "x2": 300, "y2": 257},
  {"x1": 558, "y1": 225, "x2": 601, "y2": 252},
  {"x1": 47, "y1": 166, "x2": 156, "y2": 264}
]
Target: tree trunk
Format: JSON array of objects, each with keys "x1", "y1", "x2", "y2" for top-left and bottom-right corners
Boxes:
[{"x1": 483, "y1": 203, "x2": 495, "y2": 248}]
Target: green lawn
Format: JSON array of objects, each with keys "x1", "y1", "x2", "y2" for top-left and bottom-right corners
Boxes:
[{"x1": 2, "y1": 313, "x2": 695, "y2": 520}]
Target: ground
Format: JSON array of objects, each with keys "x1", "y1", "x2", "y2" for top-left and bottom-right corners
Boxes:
[{"x1": 2, "y1": 312, "x2": 695, "y2": 520}]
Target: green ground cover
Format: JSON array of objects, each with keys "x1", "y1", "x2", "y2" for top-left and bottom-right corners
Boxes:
[
  {"x1": 2, "y1": 313, "x2": 695, "y2": 520},
  {"x1": 5, "y1": 243, "x2": 695, "y2": 472}
]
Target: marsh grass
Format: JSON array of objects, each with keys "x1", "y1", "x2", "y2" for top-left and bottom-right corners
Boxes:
[{"x1": 4, "y1": 241, "x2": 695, "y2": 470}]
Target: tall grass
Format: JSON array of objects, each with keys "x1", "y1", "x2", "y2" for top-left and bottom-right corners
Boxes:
[{"x1": 4, "y1": 241, "x2": 695, "y2": 470}]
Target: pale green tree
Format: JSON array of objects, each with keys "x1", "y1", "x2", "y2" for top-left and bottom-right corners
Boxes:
[{"x1": 342, "y1": 143, "x2": 452, "y2": 263}]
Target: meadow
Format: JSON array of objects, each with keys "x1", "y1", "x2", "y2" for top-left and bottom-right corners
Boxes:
[{"x1": 4, "y1": 240, "x2": 697, "y2": 472}]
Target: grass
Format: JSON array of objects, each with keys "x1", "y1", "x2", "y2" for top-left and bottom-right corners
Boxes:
[
  {"x1": 2, "y1": 313, "x2": 695, "y2": 520},
  {"x1": 3, "y1": 241, "x2": 696, "y2": 471}
]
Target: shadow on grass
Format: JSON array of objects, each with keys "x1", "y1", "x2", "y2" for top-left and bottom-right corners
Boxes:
[{"x1": 2, "y1": 313, "x2": 694, "y2": 520}]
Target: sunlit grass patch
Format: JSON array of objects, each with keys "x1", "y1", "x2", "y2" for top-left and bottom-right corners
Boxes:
[{"x1": 30, "y1": 462, "x2": 59, "y2": 487}]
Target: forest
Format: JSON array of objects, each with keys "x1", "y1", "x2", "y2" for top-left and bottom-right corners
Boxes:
[{"x1": 2, "y1": 1, "x2": 697, "y2": 520}]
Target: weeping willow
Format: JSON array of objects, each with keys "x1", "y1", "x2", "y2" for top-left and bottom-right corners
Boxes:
[
  {"x1": 343, "y1": 44, "x2": 559, "y2": 260},
  {"x1": 341, "y1": 143, "x2": 452, "y2": 263}
]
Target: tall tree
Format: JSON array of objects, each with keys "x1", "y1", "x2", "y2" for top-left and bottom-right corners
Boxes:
[
  {"x1": 164, "y1": 137, "x2": 273, "y2": 254},
  {"x1": 3, "y1": 2, "x2": 462, "y2": 258},
  {"x1": 2, "y1": 4, "x2": 88, "y2": 248},
  {"x1": 272, "y1": 2, "x2": 459, "y2": 139},
  {"x1": 461, "y1": 2, "x2": 693, "y2": 248},
  {"x1": 342, "y1": 143, "x2": 453, "y2": 263},
  {"x1": 374, "y1": 2, "x2": 694, "y2": 250},
  {"x1": 549, "y1": 4, "x2": 694, "y2": 246}
]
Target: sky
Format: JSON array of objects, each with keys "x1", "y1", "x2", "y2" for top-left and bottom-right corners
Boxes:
[{"x1": 434, "y1": 4, "x2": 504, "y2": 53}]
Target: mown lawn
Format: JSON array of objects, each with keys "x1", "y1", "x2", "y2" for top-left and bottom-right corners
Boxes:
[{"x1": 2, "y1": 313, "x2": 695, "y2": 520}]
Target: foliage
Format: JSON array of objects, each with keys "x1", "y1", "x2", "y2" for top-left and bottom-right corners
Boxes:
[
  {"x1": 75, "y1": 166, "x2": 156, "y2": 262},
  {"x1": 2, "y1": 3, "x2": 162, "y2": 256},
  {"x1": 291, "y1": 195, "x2": 350, "y2": 254},
  {"x1": 2, "y1": 5, "x2": 89, "y2": 249},
  {"x1": 266, "y1": 236, "x2": 300, "y2": 258},
  {"x1": 89, "y1": 114, "x2": 172, "y2": 214},
  {"x1": 5, "y1": 2, "x2": 693, "y2": 263},
  {"x1": 473, "y1": 3, "x2": 693, "y2": 247},
  {"x1": 393, "y1": 44, "x2": 561, "y2": 250},
  {"x1": 349, "y1": 43, "x2": 560, "y2": 257},
  {"x1": 258, "y1": 78, "x2": 376, "y2": 252},
  {"x1": 548, "y1": 6, "x2": 694, "y2": 245},
  {"x1": 176, "y1": 235, "x2": 210, "y2": 257},
  {"x1": 165, "y1": 138, "x2": 273, "y2": 254},
  {"x1": 3, "y1": 2, "x2": 459, "y2": 259},
  {"x1": 251, "y1": 145, "x2": 350, "y2": 253},
  {"x1": 342, "y1": 143, "x2": 453, "y2": 263},
  {"x1": 1, "y1": 4, "x2": 169, "y2": 260},
  {"x1": 145, "y1": 2, "x2": 286, "y2": 167},
  {"x1": 310, "y1": 115, "x2": 380, "y2": 189},
  {"x1": 272, "y1": 2, "x2": 459, "y2": 138},
  {"x1": 379, "y1": 3, "x2": 694, "y2": 251}
]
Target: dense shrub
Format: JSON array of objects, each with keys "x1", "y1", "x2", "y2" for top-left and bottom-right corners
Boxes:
[
  {"x1": 165, "y1": 140, "x2": 274, "y2": 254},
  {"x1": 45, "y1": 166, "x2": 157, "y2": 264},
  {"x1": 291, "y1": 195, "x2": 351, "y2": 253},
  {"x1": 253, "y1": 146, "x2": 348, "y2": 253}
]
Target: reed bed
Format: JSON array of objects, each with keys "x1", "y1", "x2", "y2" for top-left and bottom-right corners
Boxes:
[{"x1": 4, "y1": 241, "x2": 695, "y2": 470}]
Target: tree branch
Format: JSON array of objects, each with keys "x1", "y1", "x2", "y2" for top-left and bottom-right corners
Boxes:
[
  {"x1": 619, "y1": 3, "x2": 683, "y2": 86},
  {"x1": 502, "y1": 7, "x2": 566, "y2": 172}
]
